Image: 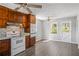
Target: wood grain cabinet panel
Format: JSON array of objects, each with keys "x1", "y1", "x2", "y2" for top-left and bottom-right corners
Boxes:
[
  {"x1": 8, "y1": 10, "x2": 14, "y2": 22},
  {"x1": 0, "y1": 19, "x2": 7, "y2": 28},
  {"x1": 14, "y1": 12, "x2": 18, "y2": 22},
  {"x1": 3, "y1": 19, "x2": 7, "y2": 28},
  {"x1": 0, "y1": 39, "x2": 11, "y2": 56},
  {"x1": 0, "y1": 6, "x2": 4, "y2": 18},
  {"x1": 22, "y1": 15, "x2": 27, "y2": 23},
  {"x1": 0, "y1": 5, "x2": 8, "y2": 19},
  {"x1": 24, "y1": 27, "x2": 30, "y2": 33},
  {"x1": 2, "y1": 8, "x2": 8, "y2": 19},
  {"x1": 27, "y1": 14, "x2": 36, "y2": 24},
  {"x1": 0, "y1": 10, "x2": 3, "y2": 18},
  {"x1": 22, "y1": 15, "x2": 27, "y2": 27},
  {"x1": 24, "y1": 14, "x2": 36, "y2": 32},
  {"x1": 30, "y1": 37, "x2": 36, "y2": 46},
  {"x1": 0, "y1": 41, "x2": 1, "y2": 48},
  {"x1": 22, "y1": 15, "x2": 31, "y2": 32},
  {"x1": 25, "y1": 36, "x2": 36, "y2": 49},
  {"x1": 14, "y1": 12, "x2": 21, "y2": 23},
  {"x1": 22, "y1": 23, "x2": 26, "y2": 28},
  {"x1": 30, "y1": 15, "x2": 36, "y2": 24},
  {"x1": 25, "y1": 36, "x2": 30, "y2": 48},
  {"x1": 0, "y1": 19, "x2": 3, "y2": 26}
]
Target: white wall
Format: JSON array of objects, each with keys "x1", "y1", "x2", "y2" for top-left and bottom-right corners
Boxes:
[
  {"x1": 77, "y1": 15, "x2": 79, "y2": 47},
  {"x1": 42, "y1": 16, "x2": 77, "y2": 44},
  {"x1": 42, "y1": 20, "x2": 50, "y2": 39},
  {"x1": 36, "y1": 19, "x2": 44, "y2": 41},
  {"x1": 35, "y1": 3, "x2": 79, "y2": 19}
]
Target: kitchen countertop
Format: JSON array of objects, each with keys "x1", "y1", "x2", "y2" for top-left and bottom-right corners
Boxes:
[
  {"x1": 24, "y1": 33, "x2": 30, "y2": 36},
  {"x1": 0, "y1": 37, "x2": 11, "y2": 40},
  {"x1": 0, "y1": 33, "x2": 30, "y2": 40}
]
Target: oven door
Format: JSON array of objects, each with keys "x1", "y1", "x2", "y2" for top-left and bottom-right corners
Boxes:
[{"x1": 11, "y1": 37, "x2": 25, "y2": 55}]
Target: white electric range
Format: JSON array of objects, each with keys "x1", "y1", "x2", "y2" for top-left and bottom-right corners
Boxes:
[
  {"x1": 11, "y1": 36, "x2": 25, "y2": 56},
  {"x1": 6, "y1": 25, "x2": 25, "y2": 56}
]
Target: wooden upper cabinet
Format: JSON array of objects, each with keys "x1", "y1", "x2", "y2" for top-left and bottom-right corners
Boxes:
[
  {"x1": 8, "y1": 10, "x2": 23, "y2": 23},
  {"x1": 14, "y1": 12, "x2": 19, "y2": 22},
  {"x1": 0, "y1": 6, "x2": 4, "y2": 18},
  {"x1": 8, "y1": 10, "x2": 14, "y2": 22},
  {"x1": 22, "y1": 14, "x2": 31, "y2": 33},
  {"x1": 2, "y1": 7, "x2": 8, "y2": 19},
  {"x1": 0, "y1": 19, "x2": 6, "y2": 28},
  {"x1": 14, "y1": 12, "x2": 22, "y2": 23},
  {"x1": 22, "y1": 15, "x2": 27, "y2": 27},
  {"x1": 18, "y1": 14, "x2": 23, "y2": 23},
  {"x1": 0, "y1": 5, "x2": 37, "y2": 28},
  {"x1": 0, "y1": 5, "x2": 8, "y2": 19},
  {"x1": 30, "y1": 15, "x2": 36, "y2": 24},
  {"x1": 2, "y1": 19, "x2": 7, "y2": 28},
  {"x1": 0, "y1": 19, "x2": 3, "y2": 27},
  {"x1": 23, "y1": 14, "x2": 36, "y2": 33},
  {"x1": 22, "y1": 15, "x2": 27, "y2": 23}
]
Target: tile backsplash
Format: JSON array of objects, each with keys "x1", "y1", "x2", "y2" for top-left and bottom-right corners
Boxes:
[{"x1": 0, "y1": 28, "x2": 6, "y2": 38}]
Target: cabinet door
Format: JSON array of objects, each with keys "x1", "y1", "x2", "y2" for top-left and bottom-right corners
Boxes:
[
  {"x1": 0, "y1": 19, "x2": 3, "y2": 28},
  {"x1": 22, "y1": 23, "x2": 26, "y2": 28},
  {"x1": 14, "y1": 12, "x2": 21, "y2": 23},
  {"x1": 25, "y1": 36, "x2": 30, "y2": 48},
  {"x1": 22, "y1": 15, "x2": 27, "y2": 27},
  {"x1": 0, "y1": 41, "x2": 2, "y2": 53},
  {"x1": 2, "y1": 7, "x2": 8, "y2": 19},
  {"x1": 1, "y1": 40, "x2": 9, "y2": 51},
  {"x1": 0, "y1": 19, "x2": 6, "y2": 28},
  {"x1": 30, "y1": 15, "x2": 36, "y2": 24},
  {"x1": 24, "y1": 19, "x2": 30, "y2": 32},
  {"x1": 2, "y1": 19, "x2": 6, "y2": 28},
  {"x1": 0, "y1": 6, "x2": 3, "y2": 18},
  {"x1": 0, "y1": 39, "x2": 11, "y2": 56},
  {"x1": 24, "y1": 27, "x2": 30, "y2": 33},
  {"x1": 8, "y1": 10, "x2": 14, "y2": 22},
  {"x1": 18, "y1": 15, "x2": 23, "y2": 23},
  {"x1": 30, "y1": 37, "x2": 36, "y2": 46}
]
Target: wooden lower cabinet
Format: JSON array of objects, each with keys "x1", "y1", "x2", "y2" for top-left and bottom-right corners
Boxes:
[
  {"x1": 0, "y1": 39, "x2": 11, "y2": 56},
  {"x1": 30, "y1": 37, "x2": 36, "y2": 46},
  {"x1": 25, "y1": 36, "x2": 36, "y2": 49},
  {"x1": 25, "y1": 35, "x2": 30, "y2": 48}
]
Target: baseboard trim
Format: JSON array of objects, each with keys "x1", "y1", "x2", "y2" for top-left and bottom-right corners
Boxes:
[{"x1": 36, "y1": 38, "x2": 78, "y2": 45}]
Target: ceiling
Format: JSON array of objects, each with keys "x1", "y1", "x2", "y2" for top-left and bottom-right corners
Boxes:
[{"x1": 0, "y1": 3, "x2": 79, "y2": 20}]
